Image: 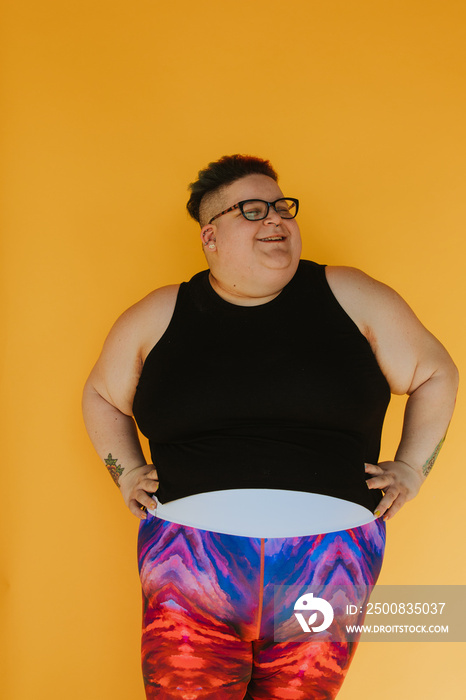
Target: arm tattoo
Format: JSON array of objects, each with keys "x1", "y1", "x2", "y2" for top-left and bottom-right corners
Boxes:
[
  {"x1": 422, "y1": 436, "x2": 446, "y2": 477},
  {"x1": 104, "y1": 453, "x2": 124, "y2": 487}
]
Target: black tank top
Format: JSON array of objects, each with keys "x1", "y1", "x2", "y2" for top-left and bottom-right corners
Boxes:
[{"x1": 132, "y1": 260, "x2": 391, "y2": 511}]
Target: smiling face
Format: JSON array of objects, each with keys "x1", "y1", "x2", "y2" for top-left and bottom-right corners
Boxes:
[{"x1": 200, "y1": 174, "x2": 302, "y2": 305}]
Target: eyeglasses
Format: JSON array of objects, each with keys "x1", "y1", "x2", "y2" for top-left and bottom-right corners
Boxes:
[{"x1": 208, "y1": 198, "x2": 299, "y2": 224}]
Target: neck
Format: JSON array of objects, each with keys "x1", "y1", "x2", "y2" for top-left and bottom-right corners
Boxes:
[{"x1": 208, "y1": 272, "x2": 285, "y2": 306}]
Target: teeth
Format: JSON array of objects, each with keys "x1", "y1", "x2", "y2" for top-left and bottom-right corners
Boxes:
[{"x1": 260, "y1": 236, "x2": 284, "y2": 241}]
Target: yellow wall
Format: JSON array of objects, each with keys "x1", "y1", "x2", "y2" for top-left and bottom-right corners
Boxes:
[{"x1": 2, "y1": 1, "x2": 465, "y2": 698}]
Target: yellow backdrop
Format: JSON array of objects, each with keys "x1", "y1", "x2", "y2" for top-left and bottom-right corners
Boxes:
[{"x1": 2, "y1": 1, "x2": 465, "y2": 698}]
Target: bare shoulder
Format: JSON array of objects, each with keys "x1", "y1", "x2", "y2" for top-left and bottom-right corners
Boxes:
[
  {"x1": 324, "y1": 265, "x2": 455, "y2": 395},
  {"x1": 119, "y1": 284, "x2": 180, "y2": 360},
  {"x1": 325, "y1": 265, "x2": 401, "y2": 307},
  {"x1": 86, "y1": 284, "x2": 180, "y2": 414},
  {"x1": 324, "y1": 265, "x2": 418, "y2": 330},
  {"x1": 120, "y1": 283, "x2": 180, "y2": 320}
]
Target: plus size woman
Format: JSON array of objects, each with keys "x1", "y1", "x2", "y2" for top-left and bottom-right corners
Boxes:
[{"x1": 82, "y1": 154, "x2": 458, "y2": 699}]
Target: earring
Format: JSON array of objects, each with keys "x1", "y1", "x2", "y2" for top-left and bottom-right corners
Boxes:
[{"x1": 208, "y1": 243, "x2": 216, "y2": 249}]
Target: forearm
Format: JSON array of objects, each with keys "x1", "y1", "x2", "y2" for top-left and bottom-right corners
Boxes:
[
  {"x1": 82, "y1": 380, "x2": 146, "y2": 486},
  {"x1": 395, "y1": 363, "x2": 459, "y2": 479}
]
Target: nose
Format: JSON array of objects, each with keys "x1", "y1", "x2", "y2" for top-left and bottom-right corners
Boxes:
[{"x1": 263, "y1": 204, "x2": 283, "y2": 225}]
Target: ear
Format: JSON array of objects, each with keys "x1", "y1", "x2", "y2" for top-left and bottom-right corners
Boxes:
[{"x1": 200, "y1": 225, "x2": 217, "y2": 249}]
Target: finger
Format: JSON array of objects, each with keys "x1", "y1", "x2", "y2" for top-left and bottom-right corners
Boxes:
[
  {"x1": 127, "y1": 474, "x2": 158, "y2": 492},
  {"x1": 366, "y1": 474, "x2": 393, "y2": 490},
  {"x1": 140, "y1": 477, "x2": 159, "y2": 492},
  {"x1": 364, "y1": 463, "x2": 383, "y2": 474},
  {"x1": 134, "y1": 489, "x2": 159, "y2": 510},
  {"x1": 147, "y1": 469, "x2": 159, "y2": 480},
  {"x1": 382, "y1": 496, "x2": 405, "y2": 521},
  {"x1": 129, "y1": 497, "x2": 157, "y2": 518},
  {"x1": 128, "y1": 499, "x2": 148, "y2": 520},
  {"x1": 373, "y1": 486, "x2": 403, "y2": 518}
]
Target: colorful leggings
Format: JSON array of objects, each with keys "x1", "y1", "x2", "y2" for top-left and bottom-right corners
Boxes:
[{"x1": 138, "y1": 513, "x2": 386, "y2": 699}]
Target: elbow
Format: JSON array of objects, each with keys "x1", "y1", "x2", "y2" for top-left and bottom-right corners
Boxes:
[
  {"x1": 439, "y1": 355, "x2": 459, "y2": 401},
  {"x1": 82, "y1": 377, "x2": 97, "y2": 419},
  {"x1": 444, "y1": 350, "x2": 459, "y2": 386},
  {"x1": 82, "y1": 375, "x2": 97, "y2": 405},
  {"x1": 82, "y1": 374, "x2": 109, "y2": 417},
  {"x1": 450, "y1": 360, "x2": 460, "y2": 393},
  {"x1": 408, "y1": 352, "x2": 459, "y2": 399}
]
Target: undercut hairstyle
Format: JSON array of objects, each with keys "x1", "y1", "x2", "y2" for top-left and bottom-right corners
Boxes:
[{"x1": 186, "y1": 154, "x2": 279, "y2": 226}]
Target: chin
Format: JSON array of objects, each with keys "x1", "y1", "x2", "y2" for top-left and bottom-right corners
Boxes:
[{"x1": 262, "y1": 251, "x2": 300, "y2": 270}]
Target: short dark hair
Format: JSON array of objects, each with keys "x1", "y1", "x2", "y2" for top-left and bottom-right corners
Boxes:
[{"x1": 186, "y1": 154, "x2": 279, "y2": 225}]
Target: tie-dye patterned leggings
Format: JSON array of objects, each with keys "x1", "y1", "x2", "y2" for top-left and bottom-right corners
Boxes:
[{"x1": 138, "y1": 513, "x2": 386, "y2": 699}]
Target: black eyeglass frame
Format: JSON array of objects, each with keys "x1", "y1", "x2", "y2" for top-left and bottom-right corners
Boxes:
[{"x1": 208, "y1": 198, "x2": 299, "y2": 224}]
